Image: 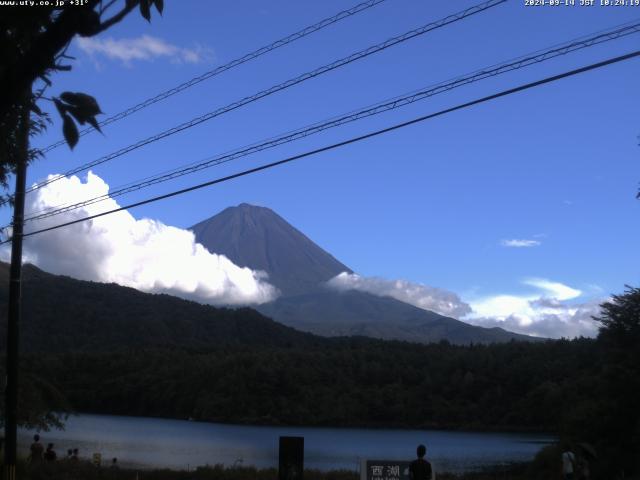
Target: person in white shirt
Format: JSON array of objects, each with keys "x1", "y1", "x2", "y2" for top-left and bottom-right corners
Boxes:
[{"x1": 562, "y1": 446, "x2": 577, "y2": 480}]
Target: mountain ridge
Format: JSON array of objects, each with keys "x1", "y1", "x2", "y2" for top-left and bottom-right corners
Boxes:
[
  {"x1": 0, "y1": 262, "x2": 320, "y2": 353},
  {"x1": 256, "y1": 288, "x2": 537, "y2": 344},
  {"x1": 191, "y1": 203, "x2": 351, "y2": 297},
  {"x1": 191, "y1": 203, "x2": 540, "y2": 344}
]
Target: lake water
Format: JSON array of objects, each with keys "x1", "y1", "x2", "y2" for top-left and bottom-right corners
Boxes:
[{"x1": 19, "y1": 414, "x2": 554, "y2": 473}]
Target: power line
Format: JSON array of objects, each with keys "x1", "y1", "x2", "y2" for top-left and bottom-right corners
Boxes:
[
  {"x1": 4, "y1": 49, "x2": 638, "y2": 245},
  {"x1": 38, "y1": 0, "x2": 390, "y2": 154},
  {"x1": 17, "y1": 19, "x2": 640, "y2": 225},
  {"x1": 21, "y1": 0, "x2": 506, "y2": 196}
]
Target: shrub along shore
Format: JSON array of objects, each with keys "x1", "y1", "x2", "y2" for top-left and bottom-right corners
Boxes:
[
  {"x1": 10, "y1": 462, "x2": 530, "y2": 480},
  {"x1": 10, "y1": 444, "x2": 567, "y2": 480}
]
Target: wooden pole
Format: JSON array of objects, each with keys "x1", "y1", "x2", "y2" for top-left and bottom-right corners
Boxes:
[{"x1": 4, "y1": 96, "x2": 29, "y2": 480}]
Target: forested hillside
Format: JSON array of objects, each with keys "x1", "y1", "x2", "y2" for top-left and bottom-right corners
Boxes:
[
  {"x1": 0, "y1": 263, "x2": 319, "y2": 352},
  {"x1": 191, "y1": 204, "x2": 537, "y2": 344},
  {"x1": 25, "y1": 338, "x2": 597, "y2": 432},
  {"x1": 1, "y1": 262, "x2": 638, "y2": 475}
]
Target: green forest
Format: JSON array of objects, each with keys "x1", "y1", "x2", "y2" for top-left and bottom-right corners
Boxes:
[
  {"x1": 1, "y1": 266, "x2": 639, "y2": 477},
  {"x1": 25, "y1": 338, "x2": 597, "y2": 431},
  {"x1": 17, "y1": 287, "x2": 640, "y2": 477}
]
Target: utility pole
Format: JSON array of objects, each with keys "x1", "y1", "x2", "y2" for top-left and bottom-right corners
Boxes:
[{"x1": 4, "y1": 95, "x2": 30, "y2": 480}]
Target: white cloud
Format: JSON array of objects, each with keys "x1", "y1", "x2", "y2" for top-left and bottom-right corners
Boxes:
[
  {"x1": 1, "y1": 175, "x2": 605, "y2": 339},
  {"x1": 326, "y1": 272, "x2": 603, "y2": 339},
  {"x1": 76, "y1": 35, "x2": 213, "y2": 66},
  {"x1": 465, "y1": 279, "x2": 603, "y2": 338},
  {"x1": 467, "y1": 303, "x2": 602, "y2": 339},
  {"x1": 501, "y1": 239, "x2": 541, "y2": 248},
  {"x1": 1, "y1": 172, "x2": 278, "y2": 306},
  {"x1": 522, "y1": 278, "x2": 582, "y2": 301},
  {"x1": 327, "y1": 272, "x2": 472, "y2": 318}
]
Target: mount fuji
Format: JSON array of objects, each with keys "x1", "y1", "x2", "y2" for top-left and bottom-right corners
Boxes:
[{"x1": 191, "y1": 204, "x2": 535, "y2": 344}]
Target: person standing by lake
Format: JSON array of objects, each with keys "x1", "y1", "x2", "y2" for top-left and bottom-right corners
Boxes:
[
  {"x1": 44, "y1": 443, "x2": 57, "y2": 462},
  {"x1": 561, "y1": 445, "x2": 577, "y2": 480},
  {"x1": 29, "y1": 434, "x2": 44, "y2": 465},
  {"x1": 409, "y1": 444, "x2": 433, "y2": 480}
]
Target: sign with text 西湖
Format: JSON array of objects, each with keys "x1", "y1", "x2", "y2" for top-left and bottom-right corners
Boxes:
[{"x1": 361, "y1": 460, "x2": 411, "y2": 480}]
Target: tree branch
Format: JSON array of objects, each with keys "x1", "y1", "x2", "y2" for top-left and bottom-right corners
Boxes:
[
  {"x1": 0, "y1": 1, "x2": 140, "y2": 117},
  {"x1": 92, "y1": 0, "x2": 139, "y2": 35},
  {"x1": 100, "y1": 0, "x2": 119, "y2": 16}
]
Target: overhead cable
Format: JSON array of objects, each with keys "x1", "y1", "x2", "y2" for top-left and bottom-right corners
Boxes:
[
  {"x1": 19, "y1": 19, "x2": 640, "y2": 224},
  {"x1": 22, "y1": 0, "x2": 507, "y2": 196},
  {"x1": 38, "y1": 0, "x2": 391, "y2": 154},
  {"x1": 3, "y1": 48, "x2": 638, "y2": 244}
]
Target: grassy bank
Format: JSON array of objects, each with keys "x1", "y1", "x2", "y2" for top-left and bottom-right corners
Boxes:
[
  {"x1": 6, "y1": 456, "x2": 542, "y2": 480},
  {"x1": 8, "y1": 444, "x2": 618, "y2": 480},
  {"x1": 11, "y1": 462, "x2": 356, "y2": 480}
]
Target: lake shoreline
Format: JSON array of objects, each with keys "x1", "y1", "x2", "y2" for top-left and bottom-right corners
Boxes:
[
  {"x1": 68, "y1": 410, "x2": 556, "y2": 436},
  {"x1": 12, "y1": 459, "x2": 535, "y2": 480},
  {"x1": 19, "y1": 413, "x2": 554, "y2": 473}
]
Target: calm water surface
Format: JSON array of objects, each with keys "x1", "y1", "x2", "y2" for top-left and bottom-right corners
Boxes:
[{"x1": 19, "y1": 414, "x2": 553, "y2": 472}]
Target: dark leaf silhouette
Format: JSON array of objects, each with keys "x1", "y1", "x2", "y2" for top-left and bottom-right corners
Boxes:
[
  {"x1": 53, "y1": 98, "x2": 66, "y2": 117},
  {"x1": 62, "y1": 114, "x2": 79, "y2": 149},
  {"x1": 154, "y1": 0, "x2": 164, "y2": 15},
  {"x1": 140, "y1": 0, "x2": 151, "y2": 22},
  {"x1": 76, "y1": 10, "x2": 101, "y2": 37},
  {"x1": 87, "y1": 116, "x2": 102, "y2": 134},
  {"x1": 67, "y1": 106, "x2": 87, "y2": 125},
  {"x1": 59, "y1": 92, "x2": 102, "y2": 117},
  {"x1": 30, "y1": 103, "x2": 43, "y2": 116}
]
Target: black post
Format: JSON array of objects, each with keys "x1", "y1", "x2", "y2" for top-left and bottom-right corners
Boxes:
[
  {"x1": 4, "y1": 99, "x2": 29, "y2": 480},
  {"x1": 279, "y1": 436, "x2": 304, "y2": 480}
]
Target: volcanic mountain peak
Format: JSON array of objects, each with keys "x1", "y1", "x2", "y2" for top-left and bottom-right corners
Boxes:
[
  {"x1": 191, "y1": 203, "x2": 351, "y2": 297},
  {"x1": 191, "y1": 203, "x2": 539, "y2": 344}
]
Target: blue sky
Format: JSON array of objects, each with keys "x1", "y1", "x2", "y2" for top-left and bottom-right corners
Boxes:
[{"x1": 3, "y1": 0, "x2": 639, "y2": 337}]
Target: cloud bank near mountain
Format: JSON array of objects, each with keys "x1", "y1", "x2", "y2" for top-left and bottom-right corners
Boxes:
[
  {"x1": 327, "y1": 273, "x2": 602, "y2": 338},
  {"x1": 1, "y1": 172, "x2": 278, "y2": 306},
  {"x1": 2, "y1": 172, "x2": 604, "y2": 338},
  {"x1": 327, "y1": 272, "x2": 472, "y2": 318},
  {"x1": 466, "y1": 279, "x2": 603, "y2": 339}
]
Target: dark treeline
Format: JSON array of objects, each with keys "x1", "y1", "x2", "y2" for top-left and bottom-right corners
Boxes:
[
  {"x1": 20, "y1": 280, "x2": 640, "y2": 477},
  {"x1": 1, "y1": 265, "x2": 638, "y2": 476},
  {"x1": 24, "y1": 338, "x2": 598, "y2": 431},
  {"x1": 0, "y1": 263, "x2": 323, "y2": 354}
]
